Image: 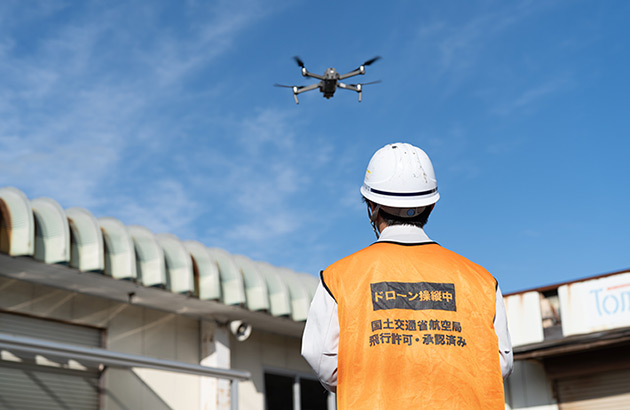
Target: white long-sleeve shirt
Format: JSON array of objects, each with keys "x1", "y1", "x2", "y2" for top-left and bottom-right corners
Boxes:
[{"x1": 301, "y1": 225, "x2": 514, "y2": 392}]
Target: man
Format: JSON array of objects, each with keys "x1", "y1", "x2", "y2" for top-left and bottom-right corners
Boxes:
[{"x1": 302, "y1": 142, "x2": 513, "y2": 409}]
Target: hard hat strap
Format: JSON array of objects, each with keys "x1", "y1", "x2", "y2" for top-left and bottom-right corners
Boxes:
[{"x1": 367, "y1": 202, "x2": 381, "y2": 239}]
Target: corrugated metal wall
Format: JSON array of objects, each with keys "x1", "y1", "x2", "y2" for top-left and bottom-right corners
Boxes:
[
  {"x1": 0, "y1": 312, "x2": 102, "y2": 410},
  {"x1": 556, "y1": 367, "x2": 630, "y2": 409}
]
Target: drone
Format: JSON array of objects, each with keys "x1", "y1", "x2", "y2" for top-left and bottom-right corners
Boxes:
[{"x1": 275, "y1": 56, "x2": 381, "y2": 104}]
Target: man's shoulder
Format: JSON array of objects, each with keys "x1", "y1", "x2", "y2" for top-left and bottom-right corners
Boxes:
[
  {"x1": 324, "y1": 243, "x2": 378, "y2": 273},
  {"x1": 434, "y1": 245, "x2": 497, "y2": 286}
]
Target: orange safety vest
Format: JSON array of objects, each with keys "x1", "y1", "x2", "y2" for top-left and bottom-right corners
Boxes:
[{"x1": 322, "y1": 242, "x2": 504, "y2": 409}]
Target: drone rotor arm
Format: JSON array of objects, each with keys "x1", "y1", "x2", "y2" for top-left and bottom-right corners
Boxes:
[
  {"x1": 338, "y1": 68, "x2": 364, "y2": 80},
  {"x1": 290, "y1": 83, "x2": 320, "y2": 104},
  {"x1": 301, "y1": 70, "x2": 325, "y2": 80},
  {"x1": 294, "y1": 83, "x2": 320, "y2": 95},
  {"x1": 338, "y1": 80, "x2": 381, "y2": 102},
  {"x1": 337, "y1": 82, "x2": 360, "y2": 92},
  {"x1": 337, "y1": 81, "x2": 362, "y2": 101},
  {"x1": 340, "y1": 56, "x2": 381, "y2": 80}
]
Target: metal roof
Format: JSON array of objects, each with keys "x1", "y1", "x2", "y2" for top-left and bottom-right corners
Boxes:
[
  {"x1": 31, "y1": 197, "x2": 70, "y2": 264},
  {"x1": 0, "y1": 186, "x2": 316, "y2": 333},
  {"x1": 231, "y1": 254, "x2": 270, "y2": 312},
  {"x1": 0, "y1": 187, "x2": 34, "y2": 256},
  {"x1": 98, "y1": 216, "x2": 137, "y2": 281},
  {"x1": 184, "y1": 240, "x2": 221, "y2": 301},
  {"x1": 66, "y1": 207, "x2": 104, "y2": 272},
  {"x1": 128, "y1": 225, "x2": 167, "y2": 288},
  {"x1": 504, "y1": 267, "x2": 630, "y2": 297}
]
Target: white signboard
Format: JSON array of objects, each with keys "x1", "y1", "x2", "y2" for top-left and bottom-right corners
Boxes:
[
  {"x1": 559, "y1": 272, "x2": 630, "y2": 336},
  {"x1": 504, "y1": 291, "x2": 544, "y2": 347}
]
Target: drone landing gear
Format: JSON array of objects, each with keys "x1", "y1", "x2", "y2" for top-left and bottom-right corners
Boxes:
[{"x1": 337, "y1": 83, "x2": 363, "y2": 102}]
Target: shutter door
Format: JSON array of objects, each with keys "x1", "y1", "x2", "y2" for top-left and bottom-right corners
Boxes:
[
  {"x1": 0, "y1": 312, "x2": 102, "y2": 410},
  {"x1": 557, "y1": 367, "x2": 630, "y2": 409}
]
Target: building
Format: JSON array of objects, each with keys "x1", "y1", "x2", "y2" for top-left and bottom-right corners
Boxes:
[
  {"x1": 504, "y1": 268, "x2": 630, "y2": 409},
  {"x1": 4, "y1": 185, "x2": 630, "y2": 409},
  {"x1": 0, "y1": 186, "x2": 333, "y2": 410}
]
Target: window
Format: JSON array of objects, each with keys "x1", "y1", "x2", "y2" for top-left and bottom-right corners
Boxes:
[{"x1": 540, "y1": 290, "x2": 563, "y2": 340}]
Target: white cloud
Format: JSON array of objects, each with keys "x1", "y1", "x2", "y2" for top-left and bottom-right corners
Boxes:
[
  {"x1": 194, "y1": 107, "x2": 336, "y2": 257},
  {"x1": 411, "y1": 1, "x2": 556, "y2": 97},
  {"x1": 0, "y1": 0, "x2": 280, "y2": 228},
  {"x1": 112, "y1": 178, "x2": 202, "y2": 237},
  {"x1": 490, "y1": 75, "x2": 573, "y2": 116}
]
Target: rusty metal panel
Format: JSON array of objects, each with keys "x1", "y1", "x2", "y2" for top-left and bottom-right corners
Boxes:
[
  {"x1": 559, "y1": 272, "x2": 630, "y2": 337},
  {"x1": 184, "y1": 240, "x2": 221, "y2": 301},
  {"x1": 556, "y1": 367, "x2": 630, "y2": 409},
  {"x1": 504, "y1": 291, "x2": 544, "y2": 347}
]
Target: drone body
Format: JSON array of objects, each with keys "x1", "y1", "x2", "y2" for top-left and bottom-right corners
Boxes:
[{"x1": 276, "y1": 57, "x2": 381, "y2": 104}]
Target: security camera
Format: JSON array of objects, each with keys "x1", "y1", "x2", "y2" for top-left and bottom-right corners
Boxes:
[{"x1": 229, "y1": 320, "x2": 252, "y2": 342}]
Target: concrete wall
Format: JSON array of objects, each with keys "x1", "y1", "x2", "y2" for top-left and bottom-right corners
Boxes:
[
  {"x1": 231, "y1": 329, "x2": 313, "y2": 410},
  {"x1": 102, "y1": 308, "x2": 200, "y2": 410},
  {"x1": 504, "y1": 360, "x2": 557, "y2": 410}
]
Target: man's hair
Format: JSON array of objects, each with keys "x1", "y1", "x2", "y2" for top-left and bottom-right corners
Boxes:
[
  {"x1": 380, "y1": 207, "x2": 432, "y2": 228},
  {"x1": 363, "y1": 197, "x2": 433, "y2": 228}
]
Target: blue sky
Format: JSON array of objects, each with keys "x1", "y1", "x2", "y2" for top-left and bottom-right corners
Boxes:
[{"x1": 1, "y1": 0, "x2": 628, "y2": 293}]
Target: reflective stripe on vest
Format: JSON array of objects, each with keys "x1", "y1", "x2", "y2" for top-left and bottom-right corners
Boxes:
[{"x1": 322, "y1": 242, "x2": 504, "y2": 409}]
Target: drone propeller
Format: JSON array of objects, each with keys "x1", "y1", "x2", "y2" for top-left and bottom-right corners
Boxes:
[
  {"x1": 362, "y1": 56, "x2": 382, "y2": 66},
  {"x1": 274, "y1": 83, "x2": 297, "y2": 88},
  {"x1": 293, "y1": 56, "x2": 306, "y2": 68},
  {"x1": 350, "y1": 80, "x2": 382, "y2": 87}
]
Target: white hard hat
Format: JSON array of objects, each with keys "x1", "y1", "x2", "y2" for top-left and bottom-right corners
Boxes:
[{"x1": 360, "y1": 142, "x2": 439, "y2": 209}]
